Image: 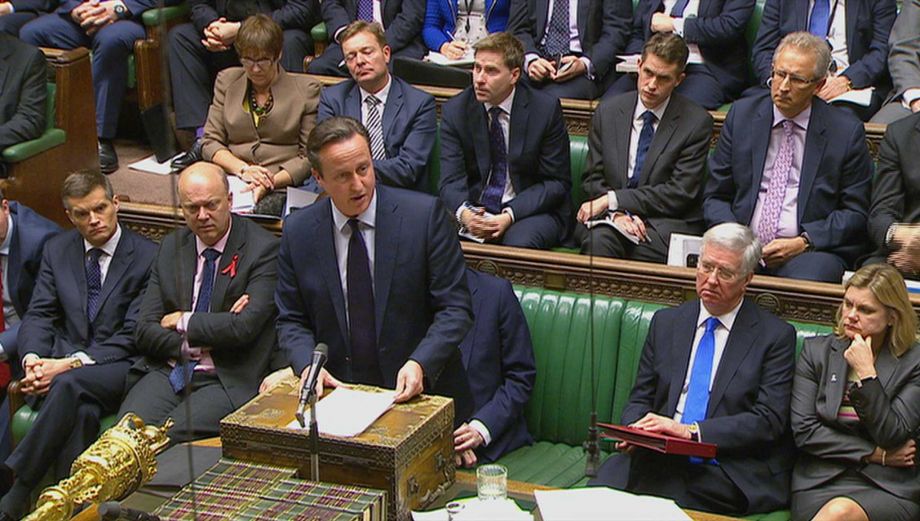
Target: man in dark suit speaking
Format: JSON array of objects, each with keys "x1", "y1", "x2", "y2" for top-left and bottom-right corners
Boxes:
[
  {"x1": 590, "y1": 223, "x2": 797, "y2": 516},
  {"x1": 0, "y1": 171, "x2": 156, "y2": 520},
  {"x1": 118, "y1": 162, "x2": 279, "y2": 444},
  {"x1": 275, "y1": 116, "x2": 473, "y2": 423}
]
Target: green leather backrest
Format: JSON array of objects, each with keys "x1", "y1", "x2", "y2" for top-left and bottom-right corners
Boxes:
[
  {"x1": 788, "y1": 321, "x2": 834, "y2": 356},
  {"x1": 746, "y1": 0, "x2": 767, "y2": 49},
  {"x1": 312, "y1": 22, "x2": 328, "y2": 45},
  {"x1": 515, "y1": 287, "x2": 624, "y2": 445},
  {"x1": 44, "y1": 83, "x2": 56, "y2": 132},
  {"x1": 569, "y1": 134, "x2": 589, "y2": 208},
  {"x1": 611, "y1": 301, "x2": 667, "y2": 424}
]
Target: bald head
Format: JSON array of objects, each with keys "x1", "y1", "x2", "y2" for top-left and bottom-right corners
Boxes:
[{"x1": 178, "y1": 162, "x2": 233, "y2": 246}]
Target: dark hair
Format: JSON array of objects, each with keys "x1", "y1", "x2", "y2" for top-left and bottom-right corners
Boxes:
[
  {"x1": 473, "y1": 32, "x2": 524, "y2": 71},
  {"x1": 61, "y1": 169, "x2": 114, "y2": 208},
  {"x1": 339, "y1": 20, "x2": 388, "y2": 49},
  {"x1": 235, "y1": 14, "x2": 283, "y2": 59},
  {"x1": 641, "y1": 32, "x2": 690, "y2": 71},
  {"x1": 306, "y1": 117, "x2": 371, "y2": 176}
]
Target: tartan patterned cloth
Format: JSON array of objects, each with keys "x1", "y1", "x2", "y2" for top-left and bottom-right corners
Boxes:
[{"x1": 153, "y1": 459, "x2": 384, "y2": 521}]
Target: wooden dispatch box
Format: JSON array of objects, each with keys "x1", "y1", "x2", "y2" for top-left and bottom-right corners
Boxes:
[{"x1": 220, "y1": 382, "x2": 456, "y2": 521}]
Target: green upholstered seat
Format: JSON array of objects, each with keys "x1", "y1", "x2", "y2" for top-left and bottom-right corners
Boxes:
[
  {"x1": 311, "y1": 22, "x2": 328, "y2": 47},
  {"x1": 12, "y1": 406, "x2": 117, "y2": 446},
  {"x1": 551, "y1": 134, "x2": 590, "y2": 254},
  {"x1": 140, "y1": 3, "x2": 190, "y2": 27},
  {"x1": 2, "y1": 84, "x2": 66, "y2": 164},
  {"x1": 717, "y1": 0, "x2": 767, "y2": 113}
]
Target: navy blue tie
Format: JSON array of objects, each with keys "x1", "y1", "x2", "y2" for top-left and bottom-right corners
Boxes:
[
  {"x1": 347, "y1": 219, "x2": 382, "y2": 385},
  {"x1": 480, "y1": 107, "x2": 508, "y2": 214},
  {"x1": 85, "y1": 248, "x2": 103, "y2": 324},
  {"x1": 543, "y1": 0, "x2": 570, "y2": 58},
  {"x1": 169, "y1": 248, "x2": 220, "y2": 394},
  {"x1": 808, "y1": 0, "x2": 830, "y2": 37},
  {"x1": 630, "y1": 111, "x2": 656, "y2": 188},
  {"x1": 670, "y1": 0, "x2": 690, "y2": 17}
]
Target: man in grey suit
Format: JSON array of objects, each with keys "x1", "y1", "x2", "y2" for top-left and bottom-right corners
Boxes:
[
  {"x1": 865, "y1": 112, "x2": 920, "y2": 279},
  {"x1": 577, "y1": 33, "x2": 712, "y2": 262},
  {"x1": 871, "y1": 0, "x2": 920, "y2": 124},
  {"x1": 118, "y1": 162, "x2": 279, "y2": 444}
]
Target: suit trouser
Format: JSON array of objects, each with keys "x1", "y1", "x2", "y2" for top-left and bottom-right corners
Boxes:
[
  {"x1": 20, "y1": 15, "x2": 146, "y2": 139},
  {"x1": 577, "y1": 221, "x2": 669, "y2": 263},
  {"x1": 523, "y1": 73, "x2": 597, "y2": 100},
  {"x1": 0, "y1": 12, "x2": 39, "y2": 36},
  {"x1": 5, "y1": 361, "x2": 130, "y2": 485},
  {"x1": 118, "y1": 366, "x2": 234, "y2": 446},
  {"x1": 169, "y1": 22, "x2": 313, "y2": 130}
]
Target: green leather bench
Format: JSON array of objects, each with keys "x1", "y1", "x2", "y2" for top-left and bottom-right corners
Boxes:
[{"x1": 1, "y1": 84, "x2": 65, "y2": 166}]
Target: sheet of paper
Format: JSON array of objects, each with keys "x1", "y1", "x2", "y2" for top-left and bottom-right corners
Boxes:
[
  {"x1": 584, "y1": 215, "x2": 641, "y2": 244},
  {"x1": 830, "y1": 87, "x2": 874, "y2": 107},
  {"x1": 412, "y1": 498, "x2": 531, "y2": 521},
  {"x1": 228, "y1": 175, "x2": 255, "y2": 213},
  {"x1": 615, "y1": 54, "x2": 640, "y2": 73},
  {"x1": 284, "y1": 186, "x2": 320, "y2": 216},
  {"x1": 128, "y1": 153, "x2": 182, "y2": 176},
  {"x1": 534, "y1": 487, "x2": 690, "y2": 521},
  {"x1": 286, "y1": 388, "x2": 396, "y2": 437},
  {"x1": 426, "y1": 50, "x2": 475, "y2": 66}
]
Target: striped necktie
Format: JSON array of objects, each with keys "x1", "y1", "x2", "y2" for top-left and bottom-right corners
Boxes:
[{"x1": 365, "y1": 95, "x2": 386, "y2": 161}]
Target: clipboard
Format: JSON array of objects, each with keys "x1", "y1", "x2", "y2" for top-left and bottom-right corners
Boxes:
[{"x1": 598, "y1": 422, "x2": 717, "y2": 459}]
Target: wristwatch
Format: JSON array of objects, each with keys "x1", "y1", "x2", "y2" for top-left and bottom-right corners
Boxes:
[
  {"x1": 687, "y1": 423, "x2": 700, "y2": 442},
  {"x1": 799, "y1": 232, "x2": 814, "y2": 252},
  {"x1": 113, "y1": 3, "x2": 129, "y2": 20},
  {"x1": 69, "y1": 357, "x2": 84, "y2": 369}
]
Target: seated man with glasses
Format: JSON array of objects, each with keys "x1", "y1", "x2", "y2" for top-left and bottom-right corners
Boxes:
[
  {"x1": 590, "y1": 222, "x2": 797, "y2": 517},
  {"x1": 704, "y1": 32, "x2": 872, "y2": 283}
]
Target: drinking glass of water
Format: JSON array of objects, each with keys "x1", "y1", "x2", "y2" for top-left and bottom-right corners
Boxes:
[{"x1": 476, "y1": 464, "x2": 507, "y2": 500}]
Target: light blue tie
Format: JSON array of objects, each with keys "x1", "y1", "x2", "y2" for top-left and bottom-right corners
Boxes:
[
  {"x1": 808, "y1": 0, "x2": 830, "y2": 37},
  {"x1": 683, "y1": 317, "x2": 720, "y2": 425}
]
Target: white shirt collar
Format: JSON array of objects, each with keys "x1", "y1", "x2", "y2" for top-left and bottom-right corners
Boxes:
[
  {"x1": 360, "y1": 75, "x2": 392, "y2": 107},
  {"x1": 83, "y1": 224, "x2": 122, "y2": 258},
  {"x1": 634, "y1": 95, "x2": 671, "y2": 123},
  {"x1": 485, "y1": 86, "x2": 516, "y2": 116},
  {"x1": 0, "y1": 215, "x2": 13, "y2": 256},
  {"x1": 331, "y1": 189, "x2": 378, "y2": 232},
  {"x1": 697, "y1": 298, "x2": 744, "y2": 332},
  {"x1": 195, "y1": 219, "x2": 232, "y2": 256}
]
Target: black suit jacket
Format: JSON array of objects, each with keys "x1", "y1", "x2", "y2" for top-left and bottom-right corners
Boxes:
[
  {"x1": 133, "y1": 215, "x2": 279, "y2": 409},
  {"x1": 868, "y1": 112, "x2": 920, "y2": 257},
  {"x1": 322, "y1": 0, "x2": 425, "y2": 55},
  {"x1": 189, "y1": 0, "x2": 317, "y2": 33},
  {"x1": 19, "y1": 228, "x2": 157, "y2": 364},
  {"x1": 275, "y1": 186, "x2": 473, "y2": 420},
  {"x1": 792, "y1": 335, "x2": 920, "y2": 502},
  {"x1": 622, "y1": 298, "x2": 797, "y2": 513},
  {"x1": 751, "y1": 0, "x2": 896, "y2": 90},
  {"x1": 0, "y1": 34, "x2": 46, "y2": 151},
  {"x1": 582, "y1": 92, "x2": 713, "y2": 241},
  {"x1": 0, "y1": 202, "x2": 61, "y2": 353},
  {"x1": 439, "y1": 83, "x2": 571, "y2": 240},
  {"x1": 509, "y1": 0, "x2": 631, "y2": 81}
]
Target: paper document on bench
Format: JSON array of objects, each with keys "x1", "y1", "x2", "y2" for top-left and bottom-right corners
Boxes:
[
  {"x1": 284, "y1": 186, "x2": 319, "y2": 217},
  {"x1": 286, "y1": 388, "x2": 396, "y2": 437},
  {"x1": 426, "y1": 50, "x2": 475, "y2": 66},
  {"x1": 535, "y1": 487, "x2": 690, "y2": 521},
  {"x1": 830, "y1": 87, "x2": 874, "y2": 107},
  {"x1": 129, "y1": 154, "x2": 182, "y2": 175},
  {"x1": 615, "y1": 54, "x2": 640, "y2": 73},
  {"x1": 584, "y1": 214, "x2": 641, "y2": 244}
]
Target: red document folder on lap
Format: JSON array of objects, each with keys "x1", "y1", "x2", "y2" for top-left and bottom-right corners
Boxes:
[{"x1": 598, "y1": 422, "x2": 717, "y2": 459}]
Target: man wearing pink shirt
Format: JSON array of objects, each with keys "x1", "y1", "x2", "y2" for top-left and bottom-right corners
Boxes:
[{"x1": 118, "y1": 162, "x2": 279, "y2": 444}]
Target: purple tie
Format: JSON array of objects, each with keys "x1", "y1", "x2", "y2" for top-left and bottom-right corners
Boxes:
[
  {"x1": 357, "y1": 0, "x2": 374, "y2": 21},
  {"x1": 757, "y1": 120, "x2": 795, "y2": 245},
  {"x1": 480, "y1": 107, "x2": 508, "y2": 214}
]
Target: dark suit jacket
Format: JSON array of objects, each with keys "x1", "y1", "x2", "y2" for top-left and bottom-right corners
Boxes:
[
  {"x1": 439, "y1": 83, "x2": 571, "y2": 239},
  {"x1": 275, "y1": 186, "x2": 473, "y2": 419},
  {"x1": 625, "y1": 0, "x2": 754, "y2": 97},
  {"x1": 18, "y1": 228, "x2": 157, "y2": 364},
  {"x1": 888, "y1": 0, "x2": 920, "y2": 102},
  {"x1": 791, "y1": 335, "x2": 920, "y2": 501},
  {"x1": 704, "y1": 93, "x2": 872, "y2": 265},
  {"x1": 317, "y1": 76, "x2": 437, "y2": 191},
  {"x1": 582, "y1": 92, "x2": 713, "y2": 241},
  {"x1": 0, "y1": 35, "x2": 46, "y2": 151},
  {"x1": 751, "y1": 0, "x2": 896, "y2": 90},
  {"x1": 622, "y1": 298, "x2": 797, "y2": 513},
  {"x1": 9, "y1": 0, "x2": 57, "y2": 13},
  {"x1": 133, "y1": 215, "x2": 279, "y2": 409},
  {"x1": 509, "y1": 0, "x2": 631, "y2": 81},
  {"x1": 0, "y1": 202, "x2": 61, "y2": 353},
  {"x1": 323, "y1": 0, "x2": 425, "y2": 55},
  {"x1": 462, "y1": 269, "x2": 535, "y2": 463},
  {"x1": 868, "y1": 112, "x2": 920, "y2": 256},
  {"x1": 189, "y1": 0, "x2": 317, "y2": 33}
]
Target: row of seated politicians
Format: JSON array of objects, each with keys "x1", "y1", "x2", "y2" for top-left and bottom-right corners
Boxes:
[
  {"x1": 0, "y1": 117, "x2": 918, "y2": 521},
  {"x1": 1, "y1": 0, "x2": 920, "y2": 170},
  {"x1": 4, "y1": 12, "x2": 920, "y2": 285}
]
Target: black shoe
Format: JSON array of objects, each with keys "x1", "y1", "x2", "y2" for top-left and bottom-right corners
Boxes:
[
  {"x1": 170, "y1": 138, "x2": 202, "y2": 172},
  {"x1": 0, "y1": 480, "x2": 32, "y2": 520},
  {"x1": 98, "y1": 140, "x2": 119, "y2": 174},
  {"x1": 0, "y1": 512, "x2": 14, "y2": 521}
]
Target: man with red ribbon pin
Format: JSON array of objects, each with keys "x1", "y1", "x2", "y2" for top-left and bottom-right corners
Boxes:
[{"x1": 117, "y1": 162, "x2": 280, "y2": 444}]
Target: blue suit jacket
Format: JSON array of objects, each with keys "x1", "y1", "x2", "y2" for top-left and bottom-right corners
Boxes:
[
  {"x1": 322, "y1": 0, "x2": 425, "y2": 55},
  {"x1": 317, "y1": 76, "x2": 436, "y2": 192},
  {"x1": 439, "y1": 83, "x2": 571, "y2": 239},
  {"x1": 621, "y1": 298, "x2": 797, "y2": 514},
  {"x1": 625, "y1": 0, "x2": 754, "y2": 97},
  {"x1": 704, "y1": 93, "x2": 872, "y2": 265},
  {"x1": 751, "y1": 0, "x2": 896, "y2": 89},
  {"x1": 18, "y1": 227, "x2": 157, "y2": 364},
  {"x1": 275, "y1": 186, "x2": 474, "y2": 420},
  {"x1": 461, "y1": 268, "x2": 535, "y2": 463},
  {"x1": 0, "y1": 202, "x2": 61, "y2": 356},
  {"x1": 422, "y1": 0, "x2": 510, "y2": 52}
]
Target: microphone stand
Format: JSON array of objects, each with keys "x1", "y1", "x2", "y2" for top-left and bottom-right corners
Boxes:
[
  {"x1": 309, "y1": 392, "x2": 320, "y2": 482},
  {"x1": 583, "y1": 223, "x2": 601, "y2": 478}
]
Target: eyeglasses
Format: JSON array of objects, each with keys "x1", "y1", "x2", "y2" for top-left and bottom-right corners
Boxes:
[
  {"x1": 771, "y1": 69, "x2": 819, "y2": 88},
  {"x1": 698, "y1": 260, "x2": 741, "y2": 282},
  {"x1": 240, "y1": 57, "x2": 275, "y2": 69}
]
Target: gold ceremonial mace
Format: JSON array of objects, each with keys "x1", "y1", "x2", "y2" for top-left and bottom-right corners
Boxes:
[{"x1": 24, "y1": 413, "x2": 174, "y2": 521}]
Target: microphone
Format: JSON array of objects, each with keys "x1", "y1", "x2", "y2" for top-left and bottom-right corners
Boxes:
[
  {"x1": 98, "y1": 502, "x2": 161, "y2": 521},
  {"x1": 296, "y1": 343, "x2": 329, "y2": 427}
]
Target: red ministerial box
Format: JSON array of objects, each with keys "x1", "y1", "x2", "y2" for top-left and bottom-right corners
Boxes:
[{"x1": 598, "y1": 422, "x2": 718, "y2": 459}]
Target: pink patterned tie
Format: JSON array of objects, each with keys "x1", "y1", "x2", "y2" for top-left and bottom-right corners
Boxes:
[{"x1": 757, "y1": 120, "x2": 795, "y2": 245}]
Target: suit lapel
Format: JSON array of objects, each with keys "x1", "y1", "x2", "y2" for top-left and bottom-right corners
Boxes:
[
  {"x1": 68, "y1": 234, "x2": 89, "y2": 326},
  {"x1": 536, "y1": 0, "x2": 550, "y2": 37},
  {"x1": 7, "y1": 215, "x2": 22, "y2": 305},
  {"x1": 708, "y1": 300, "x2": 758, "y2": 412},
  {"x1": 463, "y1": 280, "x2": 480, "y2": 368},
  {"x1": 845, "y1": 0, "x2": 858, "y2": 52},
  {"x1": 876, "y1": 344, "x2": 899, "y2": 391},
  {"x1": 373, "y1": 188, "x2": 400, "y2": 341},
  {"x1": 667, "y1": 302, "x2": 700, "y2": 415},
  {"x1": 94, "y1": 232, "x2": 135, "y2": 320},
  {"x1": 821, "y1": 337, "x2": 850, "y2": 419},
  {"x1": 471, "y1": 97, "x2": 492, "y2": 187},
  {"x1": 178, "y1": 231, "x2": 197, "y2": 311},
  {"x1": 615, "y1": 96, "x2": 634, "y2": 185},
  {"x1": 0, "y1": 47, "x2": 11, "y2": 110},
  {"x1": 210, "y1": 217, "x2": 245, "y2": 312},
  {"x1": 508, "y1": 86, "x2": 529, "y2": 169},
  {"x1": 795, "y1": 0, "x2": 809, "y2": 31},
  {"x1": 382, "y1": 78, "x2": 404, "y2": 142},
  {"x1": 798, "y1": 100, "x2": 827, "y2": 222},
  {"x1": 345, "y1": 82, "x2": 363, "y2": 121},
  {"x1": 317, "y1": 202, "x2": 349, "y2": 344},
  {"x1": 576, "y1": 0, "x2": 588, "y2": 47},
  {"x1": 639, "y1": 99, "x2": 681, "y2": 185},
  {"x1": 749, "y1": 100, "x2": 773, "y2": 221}
]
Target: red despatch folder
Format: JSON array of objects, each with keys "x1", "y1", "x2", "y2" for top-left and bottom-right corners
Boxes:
[{"x1": 598, "y1": 422, "x2": 718, "y2": 459}]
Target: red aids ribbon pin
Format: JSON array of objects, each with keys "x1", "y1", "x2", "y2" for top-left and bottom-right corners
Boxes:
[{"x1": 221, "y1": 254, "x2": 239, "y2": 278}]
